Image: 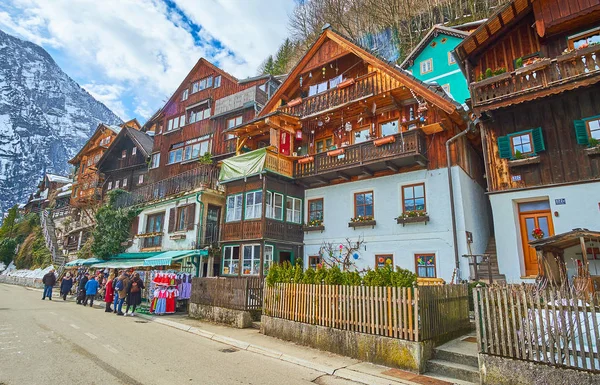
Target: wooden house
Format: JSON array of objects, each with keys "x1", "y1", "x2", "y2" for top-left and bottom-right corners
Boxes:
[
  {"x1": 454, "y1": 0, "x2": 600, "y2": 281},
  {"x1": 23, "y1": 173, "x2": 71, "y2": 214},
  {"x1": 217, "y1": 27, "x2": 492, "y2": 282},
  {"x1": 96, "y1": 126, "x2": 154, "y2": 198}
]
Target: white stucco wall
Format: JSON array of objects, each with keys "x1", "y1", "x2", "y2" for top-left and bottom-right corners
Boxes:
[
  {"x1": 489, "y1": 181, "x2": 600, "y2": 283},
  {"x1": 302, "y1": 166, "x2": 489, "y2": 282}
]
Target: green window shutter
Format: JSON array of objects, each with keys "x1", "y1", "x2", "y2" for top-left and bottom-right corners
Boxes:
[
  {"x1": 531, "y1": 127, "x2": 545, "y2": 153},
  {"x1": 497, "y1": 136, "x2": 512, "y2": 159},
  {"x1": 574, "y1": 120, "x2": 589, "y2": 145}
]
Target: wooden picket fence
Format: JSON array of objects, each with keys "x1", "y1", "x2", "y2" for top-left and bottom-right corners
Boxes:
[
  {"x1": 473, "y1": 285, "x2": 600, "y2": 372},
  {"x1": 263, "y1": 283, "x2": 470, "y2": 342},
  {"x1": 191, "y1": 277, "x2": 263, "y2": 311}
]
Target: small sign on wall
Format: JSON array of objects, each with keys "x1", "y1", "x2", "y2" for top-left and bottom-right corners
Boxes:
[
  {"x1": 511, "y1": 175, "x2": 521, "y2": 182},
  {"x1": 555, "y1": 198, "x2": 566, "y2": 205}
]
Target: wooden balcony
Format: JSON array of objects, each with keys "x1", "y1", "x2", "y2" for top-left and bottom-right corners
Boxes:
[
  {"x1": 294, "y1": 129, "x2": 427, "y2": 185},
  {"x1": 264, "y1": 150, "x2": 294, "y2": 178},
  {"x1": 221, "y1": 219, "x2": 303, "y2": 243},
  {"x1": 471, "y1": 45, "x2": 600, "y2": 110},
  {"x1": 279, "y1": 72, "x2": 389, "y2": 118}
]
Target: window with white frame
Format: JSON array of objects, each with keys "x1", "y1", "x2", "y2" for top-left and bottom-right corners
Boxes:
[
  {"x1": 227, "y1": 116, "x2": 243, "y2": 129},
  {"x1": 442, "y1": 84, "x2": 451, "y2": 94},
  {"x1": 121, "y1": 150, "x2": 127, "y2": 159},
  {"x1": 242, "y1": 244, "x2": 261, "y2": 275},
  {"x1": 448, "y1": 52, "x2": 456, "y2": 65},
  {"x1": 264, "y1": 245, "x2": 274, "y2": 275},
  {"x1": 115, "y1": 180, "x2": 120, "y2": 189},
  {"x1": 214, "y1": 75, "x2": 221, "y2": 88},
  {"x1": 222, "y1": 245, "x2": 240, "y2": 275},
  {"x1": 189, "y1": 104, "x2": 211, "y2": 124},
  {"x1": 266, "y1": 192, "x2": 283, "y2": 220},
  {"x1": 245, "y1": 191, "x2": 263, "y2": 220},
  {"x1": 150, "y1": 153, "x2": 160, "y2": 169},
  {"x1": 122, "y1": 178, "x2": 127, "y2": 187},
  {"x1": 286, "y1": 196, "x2": 302, "y2": 224},
  {"x1": 138, "y1": 175, "x2": 144, "y2": 184},
  {"x1": 183, "y1": 136, "x2": 211, "y2": 161},
  {"x1": 168, "y1": 143, "x2": 184, "y2": 164},
  {"x1": 107, "y1": 181, "x2": 112, "y2": 190},
  {"x1": 166, "y1": 115, "x2": 185, "y2": 132},
  {"x1": 191, "y1": 76, "x2": 213, "y2": 94},
  {"x1": 420, "y1": 58, "x2": 433, "y2": 74},
  {"x1": 380, "y1": 120, "x2": 399, "y2": 137},
  {"x1": 182, "y1": 89, "x2": 189, "y2": 101},
  {"x1": 132, "y1": 147, "x2": 137, "y2": 156},
  {"x1": 226, "y1": 194, "x2": 243, "y2": 222}
]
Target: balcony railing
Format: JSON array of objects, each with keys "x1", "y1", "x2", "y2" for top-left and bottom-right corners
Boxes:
[
  {"x1": 221, "y1": 219, "x2": 303, "y2": 243},
  {"x1": 471, "y1": 45, "x2": 600, "y2": 109},
  {"x1": 264, "y1": 150, "x2": 294, "y2": 178},
  {"x1": 113, "y1": 165, "x2": 221, "y2": 208},
  {"x1": 294, "y1": 129, "x2": 427, "y2": 179},
  {"x1": 279, "y1": 72, "x2": 393, "y2": 118}
]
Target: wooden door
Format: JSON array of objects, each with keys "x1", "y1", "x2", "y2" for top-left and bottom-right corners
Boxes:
[{"x1": 519, "y1": 210, "x2": 554, "y2": 276}]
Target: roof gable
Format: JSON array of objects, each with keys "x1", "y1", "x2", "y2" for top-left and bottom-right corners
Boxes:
[
  {"x1": 96, "y1": 127, "x2": 154, "y2": 170},
  {"x1": 69, "y1": 123, "x2": 118, "y2": 164},
  {"x1": 400, "y1": 25, "x2": 469, "y2": 69}
]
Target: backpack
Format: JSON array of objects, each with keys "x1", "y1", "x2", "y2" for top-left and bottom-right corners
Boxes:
[
  {"x1": 115, "y1": 280, "x2": 124, "y2": 292},
  {"x1": 131, "y1": 281, "x2": 140, "y2": 293}
]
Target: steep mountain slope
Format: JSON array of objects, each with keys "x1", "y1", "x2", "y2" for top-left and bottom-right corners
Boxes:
[{"x1": 0, "y1": 29, "x2": 122, "y2": 214}]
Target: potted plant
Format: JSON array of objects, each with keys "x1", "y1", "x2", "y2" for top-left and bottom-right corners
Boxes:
[
  {"x1": 585, "y1": 137, "x2": 600, "y2": 156},
  {"x1": 396, "y1": 210, "x2": 429, "y2": 226},
  {"x1": 302, "y1": 218, "x2": 324, "y2": 232},
  {"x1": 348, "y1": 215, "x2": 376, "y2": 228}
]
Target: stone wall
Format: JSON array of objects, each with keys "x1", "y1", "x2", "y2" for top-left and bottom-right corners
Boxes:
[
  {"x1": 189, "y1": 303, "x2": 260, "y2": 329},
  {"x1": 479, "y1": 354, "x2": 600, "y2": 385},
  {"x1": 261, "y1": 315, "x2": 434, "y2": 373},
  {"x1": 0, "y1": 275, "x2": 44, "y2": 289}
]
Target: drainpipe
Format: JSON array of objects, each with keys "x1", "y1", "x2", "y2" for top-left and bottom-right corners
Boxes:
[
  {"x1": 194, "y1": 192, "x2": 205, "y2": 277},
  {"x1": 446, "y1": 121, "x2": 475, "y2": 282}
]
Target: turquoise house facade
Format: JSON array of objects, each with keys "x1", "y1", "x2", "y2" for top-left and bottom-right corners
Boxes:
[{"x1": 401, "y1": 26, "x2": 470, "y2": 104}]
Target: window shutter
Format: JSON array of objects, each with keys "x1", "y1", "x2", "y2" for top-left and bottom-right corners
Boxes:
[
  {"x1": 497, "y1": 136, "x2": 512, "y2": 159},
  {"x1": 531, "y1": 127, "x2": 545, "y2": 153},
  {"x1": 130, "y1": 216, "x2": 139, "y2": 237},
  {"x1": 574, "y1": 120, "x2": 589, "y2": 145},
  {"x1": 168, "y1": 208, "x2": 176, "y2": 233},
  {"x1": 186, "y1": 204, "x2": 196, "y2": 231}
]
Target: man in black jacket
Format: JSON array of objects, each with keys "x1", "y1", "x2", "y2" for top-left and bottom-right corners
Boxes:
[
  {"x1": 41, "y1": 269, "x2": 56, "y2": 300},
  {"x1": 76, "y1": 273, "x2": 89, "y2": 305}
]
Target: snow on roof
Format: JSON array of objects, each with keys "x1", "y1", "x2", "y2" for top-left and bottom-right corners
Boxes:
[{"x1": 46, "y1": 174, "x2": 71, "y2": 184}]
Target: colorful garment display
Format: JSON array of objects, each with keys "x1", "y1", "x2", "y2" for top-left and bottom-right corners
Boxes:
[
  {"x1": 150, "y1": 287, "x2": 179, "y2": 315},
  {"x1": 148, "y1": 271, "x2": 187, "y2": 315},
  {"x1": 177, "y1": 273, "x2": 192, "y2": 300}
]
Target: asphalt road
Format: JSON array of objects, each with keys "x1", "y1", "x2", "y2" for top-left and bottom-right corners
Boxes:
[{"x1": 0, "y1": 284, "x2": 359, "y2": 385}]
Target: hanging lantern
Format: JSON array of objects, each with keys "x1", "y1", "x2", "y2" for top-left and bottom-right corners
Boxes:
[
  {"x1": 309, "y1": 72, "x2": 312, "y2": 78},
  {"x1": 322, "y1": 67, "x2": 326, "y2": 77},
  {"x1": 295, "y1": 130, "x2": 303, "y2": 140},
  {"x1": 299, "y1": 76, "x2": 303, "y2": 87}
]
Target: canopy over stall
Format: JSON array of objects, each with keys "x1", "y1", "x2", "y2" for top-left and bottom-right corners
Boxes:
[
  {"x1": 80, "y1": 258, "x2": 104, "y2": 266},
  {"x1": 143, "y1": 250, "x2": 203, "y2": 267},
  {"x1": 530, "y1": 228, "x2": 600, "y2": 292},
  {"x1": 65, "y1": 259, "x2": 86, "y2": 267}
]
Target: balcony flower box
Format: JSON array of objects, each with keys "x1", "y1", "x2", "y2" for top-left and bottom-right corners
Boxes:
[
  {"x1": 507, "y1": 155, "x2": 541, "y2": 168},
  {"x1": 584, "y1": 146, "x2": 600, "y2": 156},
  {"x1": 396, "y1": 211, "x2": 429, "y2": 226},
  {"x1": 373, "y1": 135, "x2": 396, "y2": 147},
  {"x1": 337, "y1": 78, "x2": 355, "y2": 89},
  {"x1": 515, "y1": 58, "x2": 551, "y2": 75},
  {"x1": 348, "y1": 216, "x2": 376, "y2": 229},
  {"x1": 327, "y1": 148, "x2": 345, "y2": 157},
  {"x1": 298, "y1": 156, "x2": 314, "y2": 164},
  {"x1": 287, "y1": 97, "x2": 302, "y2": 107},
  {"x1": 302, "y1": 225, "x2": 325, "y2": 232},
  {"x1": 471, "y1": 71, "x2": 512, "y2": 88},
  {"x1": 169, "y1": 233, "x2": 186, "y2": 240},
  {"x1": 137, "y1": 231, "x2": 163, "y2": 238},
  {"x1": 558, "y1": 43, "x2": 600, "y2": 63}
]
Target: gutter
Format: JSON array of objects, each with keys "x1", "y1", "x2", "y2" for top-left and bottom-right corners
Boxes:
[
  {"x1": 446, "y1": 118, "x2": 475, "y2": 281},
  {"x1": 194, "y1": 192, "x2": 205, "y2": 277}
]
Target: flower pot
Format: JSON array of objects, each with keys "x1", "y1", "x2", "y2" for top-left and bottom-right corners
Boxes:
[
  {"x1": 287, "y1": 97, "x2": 302, "y2": 107},
  {"x1": 396, "y1": 215, "x2": 429, "y2": 226},
  {"x1": 348, "y1": 220, "x2": 376, "y2": 229},
  {"x1": 298, "y1": 156, "x2": 314, "y2": 164},
  {"x1": 373, "y1": 136, "x2": 396, "y2": 147},
  {"x1": 337, "y1": 78, "x2": 355, "y2": 89},
  {"x1": 327, "y1": 148, "x2": 345, "y2": 157}
]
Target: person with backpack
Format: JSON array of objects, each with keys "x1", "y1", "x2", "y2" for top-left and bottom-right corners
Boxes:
[
  {"x1": 125, "y1": 273, "x2": 144, "y2": 316},
  {"x1": 115, "y1": 273, "x2": 129, "y2": 316},
  {"x1": 83, "y1": 275, "x2": 99, "y2": 307}
]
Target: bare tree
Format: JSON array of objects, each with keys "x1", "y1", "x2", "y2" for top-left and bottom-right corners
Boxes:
[{"x1": 319, "y1": 236, "x2": 365, "y2": 271}]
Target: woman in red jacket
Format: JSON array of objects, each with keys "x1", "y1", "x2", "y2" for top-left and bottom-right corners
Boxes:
[{"x1": 104, "y1": 273, "x2": 115, "y2": 312}]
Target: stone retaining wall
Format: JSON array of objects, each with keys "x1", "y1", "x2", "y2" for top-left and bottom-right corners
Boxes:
[
  {"x1": 261, "y1": 315, "x2": 434, "y2": 373},
  {"x1": 189, "y1": 303, "x2": 260, "y2": 329},
  {"x1": 0, "y1": 275, "x2": 44, "y2": 289}
]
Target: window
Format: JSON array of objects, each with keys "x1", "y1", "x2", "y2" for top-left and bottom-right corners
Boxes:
[
  {"x1": 189, "y1": 104, "x2": 211, "y2": 123},
  {"x1": 245, "y1": 191, "x2": 263, "y2": 220},
  {"x1": 227, "y1": 116, "x2": 243, "y2": 129},
  {"x1": 309, "y1": 255, "x2": 321, "y2": 269},
  {"x1": 192, "y1": 82, "x2": 199, "y2": 93},
  {"x1": 107, "y1": 181, "x2": 112, "y2": 190},
  {"x1": 214, "y1": 75, "x2": 221, "y2": 88},
  {"x1": 587, "y1": 118, "x2": 600, "y2": 140},
  {"x1": 150, "y1": 153, "x2": 160, "y2": 169},
  {"x1": 166, "y1": 115, "x2": 185, "y2": 132},
  {"x1": 180, "y1": 114, "x2": 186, "y2": 127},
  {"x1": 122, "y1": 178, "x2": 127, "y2": 187},
  {"x1": 354, "y1": 191, "x2": 373, "y2": 218},
  {"x1": 376, "y1": 255, "x2": 394, "y2": 269},
  {"x1": 448, "y1": 52, "x2": 456, "y2": 65},
  {"x1": 121, "y1": 150, "x2": 127, "y2": 159},
  {"x1": 415, "y1": 254, "x2": 436, "y2": 278},
  {"x1": 420, "y1": 59, "x2": 433, "y2": 74},
  {"x1": 316, "y1": 137, "x2": 333, "y2": 153},
  {"x1": 497, "y1": 128, "x2": 545, "y2": 159},
  {"x1": 442, "y1": 84, "x2": 451, "y2": 94},
  {"x1": 264, "y1": 245, "x2": 274, "y2": 275},
  {"x1": 222, "y1": 245, "x2": 240, "y2": 275},
  {"x1": 286, "y1": 197, "x2": 302, "y2": 224},
  {"x1": 353, "y1": 127, "x2": 370, "y2": 144},
  {"x1": 173, "y1": 117, "x2": 179, "y2": 130},
  {"x1": 176, "y1": 206, "x2": 188, "y2": 231},
  {"x1": 206, "y1": 76, "x2": 213, "y2": 88},
  {"x1": 138, "y1": 175, "x2": 144, "y2": 184},
  {"x1": 183, "y1": 136, "x2": 211, "y2": 161},
  {"x1": 115, "y1": 180, "x2": 120, "y2": 189},
  {"x1": 329, "y1": 74, "x2": 343, "y2": 88},
  {"x1": 168, "y1": 143, "x2": 184, "y2": 164},
  {"x1": 191, "y1": 76, "x2": 213, "y2": 93},
  {"x1": 308, "y1": 198, "x2": 323, "y2": 222},
  {"x1": 132, "y1": 147, "x2": 137, "y2": 156},
  {"x1": 242, "y1": 244, "x2": 261, "y2": 275},
  {"x1": 266, "y1": 192, "x2": 283, "y2": 220},
  {"x1": 574, "y1": 116, "x2": 600, "y2": 145},
  {"x1": 511, "y1": 132, "x2": 533, "y2": 156},
  {"x1": 182, "y1": 89, "x2": 189, "y2": 101},
  {"x1": 144, "y1": 212, "x2": 164, "y2": 248},
  {"x1": 402, "y1": 183, "x2": 426, "y2": 212},
  {"x1": 380, "y1": 120, "x2": 399, "y2": 137},
  {"x1": 568, "y1": 27, "x2": 600, "y2": 50},
  {"x1": 226, "y1": 194, "x2": 243, "y2": 222}
]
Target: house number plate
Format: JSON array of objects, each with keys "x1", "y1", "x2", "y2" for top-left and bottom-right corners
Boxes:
[{"x1": 555, "y1": 198, "x2": 566, "y2": 205}]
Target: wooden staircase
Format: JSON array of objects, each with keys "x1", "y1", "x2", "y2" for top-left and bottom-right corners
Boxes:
[
  {"x1": 476, "y1": 237, "x2": 506, "y2": 283},
  {"x1": 40, "y1": 210, "x2": 66, "y2": 277}
]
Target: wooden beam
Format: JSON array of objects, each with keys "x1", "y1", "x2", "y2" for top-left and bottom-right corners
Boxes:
[
  {"x1": 485, "y1": 24, "x2": 493, "y2": 39},
  {"x1": 360, "y1": 167, "x2": 373, "y2": 176},
  {"x1": 337, "y1": 172, "x2": 351, "y2": 181},
  {"x1": 385, "y1": 161, "x2": 398, "y2": 172}
]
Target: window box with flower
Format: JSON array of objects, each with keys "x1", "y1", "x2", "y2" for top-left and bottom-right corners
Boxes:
[
  {"x1": 348, "y1": 215, "x2": 376, "y2": 229},
  {"x1": 303, "y1": 218, "x2": 324, "y2": 232},
  {"x1": 396, "y1": 210, "x2": 429, "y2": 226}
]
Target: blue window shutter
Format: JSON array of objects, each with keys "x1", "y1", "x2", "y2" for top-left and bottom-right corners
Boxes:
[
  {"x1": 497, "y1": 136, "x2": 512, "y2": 159},
  {"x1": 574, "y1": 120, "x2": 589, "y2": 145},
  {"x1": 531, "y1": 127, "x2": 545, "y2": 153}
]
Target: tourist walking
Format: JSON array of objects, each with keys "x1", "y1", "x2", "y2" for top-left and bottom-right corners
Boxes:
[
  {"x1": 76, "y1": 272, "x2": 89, "y2": 305},
  {"x1": 59, "y1": 273, "x2": 74, "y2": 301},
  {"x1": 83, "y1": 275, "x2": 99, "y2": 307},
  {"x1": 125, "y1": 273, "x2": 144, "y2": 316},
  {"x1": 41, "y1": 269, "x2": 56, "y2": 300},
  {"x1": 104, "y1": 273, "x2": 115, "y2": 312},
  {"x1": 115, "y1": 273, "x2": 130, "y2": 316}
]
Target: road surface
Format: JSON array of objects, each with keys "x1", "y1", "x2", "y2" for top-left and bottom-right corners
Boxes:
[{"x1": 0, "y1": 283, "x2": 359, "y2": 385}]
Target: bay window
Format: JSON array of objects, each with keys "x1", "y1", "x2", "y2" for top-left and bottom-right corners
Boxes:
[
  {"x1": 245, "y1": 191, "x2": 263, "y2": 220},
  {"x1": 242, "y1": 244, "x2": 261, "y2": 275},
  {"x1": 286, "y1": 197, "x2": 302, "y2": 224},
  {"x1": 266, "y1": 192, "x2": 283, "y2": 220},
  {"x1": 226, "y1": 194, "x2": 243, "y2": 222}
]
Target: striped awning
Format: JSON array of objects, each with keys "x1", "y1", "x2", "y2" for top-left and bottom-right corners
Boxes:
[
  {"x1": 90, "y1": 259, "x2": 147, "y2": 269},
  {"x1": 143, "y1": 250, "x2": 202, "y2": 267}
]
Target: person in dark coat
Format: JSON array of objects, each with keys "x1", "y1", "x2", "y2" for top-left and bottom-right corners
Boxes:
[
  {"x1": 76, "y1": 273, "x2": 89, "y2": 305},
  {"x1": 42, "y1": 269, "x2": 56, "y2": 300},
  {"x1": 60, "y1": 273, "x2": 74, "y2": 301},
  {"x1": 125, "y1": 273, "x2": 144, "y2": 316}
]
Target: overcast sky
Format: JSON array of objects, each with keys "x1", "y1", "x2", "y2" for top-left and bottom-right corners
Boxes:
[{"x1": 0, "y1": 0, "x2": 295, "y2": 122}]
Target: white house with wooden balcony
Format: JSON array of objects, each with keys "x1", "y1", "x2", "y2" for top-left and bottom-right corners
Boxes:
[{"x1": 219, "y1": 26, "x2": 493, "y2": 283}]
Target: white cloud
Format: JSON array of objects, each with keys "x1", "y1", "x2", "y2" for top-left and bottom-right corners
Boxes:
[{"x1": 0, "y1": 0, "x2": 294, "y2": 121}]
